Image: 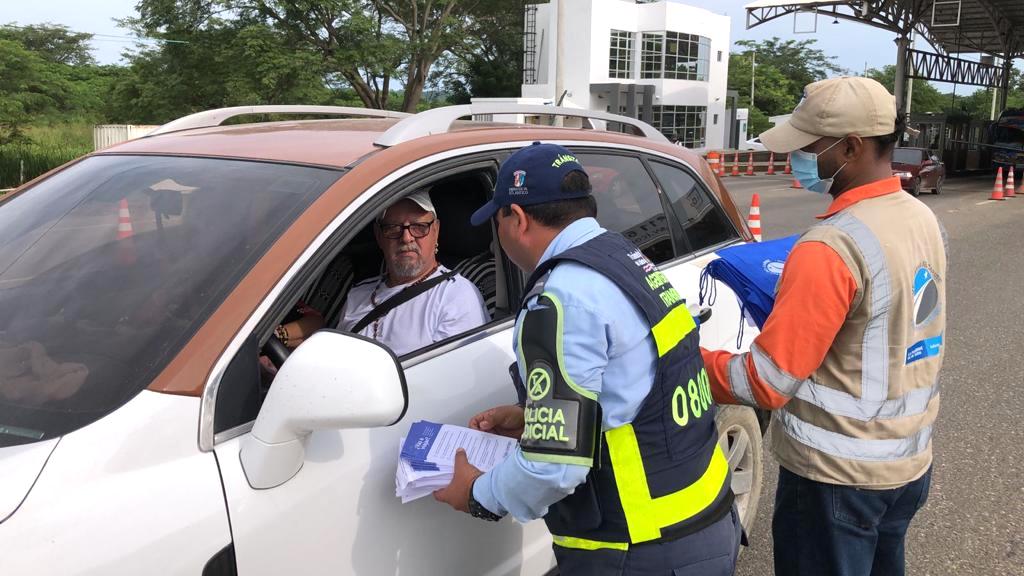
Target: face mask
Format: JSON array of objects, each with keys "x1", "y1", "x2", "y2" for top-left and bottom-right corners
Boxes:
[{"x1": 790, "y1": 138, "x2": 848, "y2": 194}]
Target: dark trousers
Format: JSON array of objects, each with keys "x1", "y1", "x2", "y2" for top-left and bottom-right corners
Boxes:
[
  {"x1": 552, "y1": 505, "x2": 742, "y2": 576},
  {"x1": 772, "y1": 465, "x2": 932, "y2": 576}
]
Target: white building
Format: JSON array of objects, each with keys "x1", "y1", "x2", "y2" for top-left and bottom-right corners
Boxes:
[{"x1": 520, "y1": 0, "x2": 730, "y2": 150}]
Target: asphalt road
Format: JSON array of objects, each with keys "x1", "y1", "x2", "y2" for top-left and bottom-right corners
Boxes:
[{"x1": 719, "y1": 173, "x2": 1024, "y2": 575}]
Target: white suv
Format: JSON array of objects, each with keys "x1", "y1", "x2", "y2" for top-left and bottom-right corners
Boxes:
[{"x1": 0, "y1": 105, "x2": 763, "y2": 575}]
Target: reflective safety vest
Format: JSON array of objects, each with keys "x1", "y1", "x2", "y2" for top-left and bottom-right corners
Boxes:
[{"x1": 518, "y1": 231, "x2": 732, "y2": 549}]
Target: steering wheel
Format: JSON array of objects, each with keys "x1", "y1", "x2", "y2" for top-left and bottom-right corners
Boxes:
[{"x1": 262, "y1": 334, "x2": 291, "y2": 368}]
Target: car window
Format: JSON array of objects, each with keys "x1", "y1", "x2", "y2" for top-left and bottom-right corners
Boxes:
[
  {"x1": 893, "y1": 148, "x2": 924, "y2": 165},
  {"x1": 576, "y1": 152, "x2": 676, "y2": 264},
  {"x1": 648, "y1": 160, "x2": 738, "y2": 253},
  {"x1": 0, "y1": 155, "x2": 340, "y2": 447},
  {"x1": 215, "y1": 166, "x2": 504, "y2": 434}
]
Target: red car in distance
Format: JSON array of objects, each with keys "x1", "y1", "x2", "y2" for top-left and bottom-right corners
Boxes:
[{"x1": 892, "y1": 147, "x2": 946, "y2": 196}]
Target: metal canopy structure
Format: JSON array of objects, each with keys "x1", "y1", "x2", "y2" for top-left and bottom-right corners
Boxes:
[{"x1": 744, "y1": 0, "x2": 1024, "y2": 114}]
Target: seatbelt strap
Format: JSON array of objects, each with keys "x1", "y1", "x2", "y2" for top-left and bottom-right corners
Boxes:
[{"x1": 350, "y1": 269, "x2": 457, "y2": 334}]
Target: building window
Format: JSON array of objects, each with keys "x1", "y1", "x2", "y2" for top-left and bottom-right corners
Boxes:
[
  {"x1": 641, "y1": 33, "x2": 664, "y2": 79},
  {"x1": 639, "y1": 32, "x2": 710, "y2": 81},
  {"x1": 609, "y1": 30, "x2": 634, "y2": 79},
  {"x1": 713, "y1": 113, "x2": 719, "y2": 125},
  {"x1": 664, "y1": 32, "x2": 710, "y2": 81},
  {"x1": 652, "y1": 105, "x2": 707, "y2": 148},
  {"x1": 717, "y1": 50, "x2": 722, "y2": 62}
]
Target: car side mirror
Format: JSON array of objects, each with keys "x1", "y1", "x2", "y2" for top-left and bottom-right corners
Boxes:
[{"x1": 240, "y1": 330, "x2": 408, "y2": 489}]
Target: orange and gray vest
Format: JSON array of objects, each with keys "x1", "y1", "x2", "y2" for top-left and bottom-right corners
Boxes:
[{"x1": 765, "y1": 192, "x2": 947, "y2": 488}]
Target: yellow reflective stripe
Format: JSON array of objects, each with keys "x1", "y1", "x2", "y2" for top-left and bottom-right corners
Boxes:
[
  {"x1": 651, "y1": 303, "x2": 697, "y2": 357},
  {"x1": 606, "y1": 424, "x2": 729, "y2": 543},
  {"x1": 552, "y1": 535, "x2": 629, "y2": 551},
  {"x1": 544, "y1": 291, "x2": 599, "y2": 401}
]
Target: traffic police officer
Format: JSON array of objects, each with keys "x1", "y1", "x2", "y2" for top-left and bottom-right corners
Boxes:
[{"x1": 434, "y1": 142, "x2": 742, "y2": 575}]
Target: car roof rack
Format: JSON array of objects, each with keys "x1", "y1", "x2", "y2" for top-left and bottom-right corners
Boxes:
[
  {"x1": 148, "y1": 105, "x2": 412, "y2": 136},
  {"x1": 374, "y1": 104, "x2": 669, "y2": 147}
]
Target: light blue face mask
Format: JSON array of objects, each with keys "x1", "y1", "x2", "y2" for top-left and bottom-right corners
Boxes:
[{"x1": 790, "y1": 138, "x2": 848, "y2": 194}]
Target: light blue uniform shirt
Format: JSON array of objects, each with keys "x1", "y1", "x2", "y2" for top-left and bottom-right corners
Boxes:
[{"x1": 473, "y1": 217, "x2": 660, "y2": 522}]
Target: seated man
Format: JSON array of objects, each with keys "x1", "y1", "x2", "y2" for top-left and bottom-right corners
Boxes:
[
  {"x1": 338, "y1": 191, "x2": 489, "y2": 355},
  {"x1": 277, "y1": 191, "x2": 489, "y2": 357}
]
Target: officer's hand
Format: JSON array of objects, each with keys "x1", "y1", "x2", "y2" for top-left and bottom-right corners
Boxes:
[
  {"x1": 469, "y1": 405, "x2": 525, "y2": 440},
  {"x1": 433, "y1": 449, "x2": 482, "y2": 513}
]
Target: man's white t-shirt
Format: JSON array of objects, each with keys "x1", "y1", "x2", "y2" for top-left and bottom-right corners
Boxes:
[{"x1": 337, "y1": 266, "x2": 490, "y2": 356}]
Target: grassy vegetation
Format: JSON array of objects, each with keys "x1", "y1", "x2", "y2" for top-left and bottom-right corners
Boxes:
[{"x1": 0, "y1": 123, "x2": 93, "y2": 189}]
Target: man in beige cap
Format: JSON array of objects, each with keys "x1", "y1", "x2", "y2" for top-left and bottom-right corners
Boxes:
[{"x1": 701, "y1": 77, "x2": 947, "y2": 575}]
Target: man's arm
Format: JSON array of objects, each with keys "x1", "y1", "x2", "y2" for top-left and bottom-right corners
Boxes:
[
  {"x1": 701, "y1": 241, "x2": 858, "y2": 409},
  {"x1": 468, "y1": 293, "x2": 609, "y2": 522},
  {"x1": 435, "y1": 278, "x2": 490, "y2": 340}
]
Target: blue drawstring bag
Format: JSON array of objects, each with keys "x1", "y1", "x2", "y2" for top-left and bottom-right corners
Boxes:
[{"x1": 700, "y1": 235, "x2": 799, "y2": 344}]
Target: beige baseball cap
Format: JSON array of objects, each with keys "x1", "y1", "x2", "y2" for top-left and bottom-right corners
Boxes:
[{"x1": 759, "y1": 76, "x2": 897, "y2": 154}]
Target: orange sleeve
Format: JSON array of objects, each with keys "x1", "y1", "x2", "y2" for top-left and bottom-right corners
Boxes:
[{"x1": 701, "y1": 241, "x2": 858, "y2": 409}]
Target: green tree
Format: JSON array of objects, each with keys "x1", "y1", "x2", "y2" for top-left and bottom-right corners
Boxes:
[
  {"x1": 865, "y1": 65, "x2": 945, "y2": 114},
  {"x1": 728, "y1": 52, "x2": 797, "y2": 117},
  {"x1": 0, "y1": 23, "x2": 95, "y2": 66},
  {"x1": 0, "y1": 39, "x2": 59, "y2": 144},
  {"x1": 735, "y1": 37, "x2": 842, "y2": 95},
  {"x1": 109, "y1": 20, "x2": 333, "y2": 124},
  {"x1": 444, "y1": 0, "x2": 524, "y2": 104}
]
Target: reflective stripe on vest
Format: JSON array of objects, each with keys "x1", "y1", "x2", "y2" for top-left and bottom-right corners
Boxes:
[
  {"x1": 651, "y1": 303, "x2": 697, "y2": 357},
  {"x1": 776, "y1": 409, "x2": 934, "y2": 461},
  {"x1": 552, "y1": 535, "x2": 630, "y2": 551},
  {"x1": 605, "y1": 424, "x2": 729, "y2": 543}
]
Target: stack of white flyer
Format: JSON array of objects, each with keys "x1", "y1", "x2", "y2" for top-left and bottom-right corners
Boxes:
[{"x1": 396, "y1": 420, "x2": 517, "y2": 503}]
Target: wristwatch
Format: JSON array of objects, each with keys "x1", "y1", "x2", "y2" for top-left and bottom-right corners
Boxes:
[{"x1": 468, "y1": 478, "x2": 504, "y2": 522}]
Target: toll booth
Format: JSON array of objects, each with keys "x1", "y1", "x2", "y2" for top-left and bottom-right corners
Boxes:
[{"x1": 906, "y1": 113, "x2": 993, "y2": 173}]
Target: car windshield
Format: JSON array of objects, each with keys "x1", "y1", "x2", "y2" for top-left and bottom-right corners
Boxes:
[
  {"x1": 0, "y1": 155, "x2": 340, "y2": 447},
  {"x1": 892, "y1": 148, "x2": 924, "y2": 165}
]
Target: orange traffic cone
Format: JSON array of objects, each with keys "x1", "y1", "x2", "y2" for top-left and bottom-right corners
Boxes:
[
  {"x1": 1006, "y1": 169, "x2": 1016, "y2": 198},
  {"x1": 746, "y1": 152, "x2": 755, "y2": 176},
  {"x1": 791, "y1": 177, "x2": 803, "y2": 189},
  {"x1": 117, "y1": 198, "x2": 136, "y2": 265},
  {"x1": 718, "y1": 153, "x2": 726, "y2": 176},
  {"x1": 707, "y1": 151, "x2": 720, "y2": 177},
  {"x1": 784, "y1": 153, "x2": 792, "y2": 175},
  {"x1": 731, "y1": 152, "x2": 740, "y2": 177},
  {"x1": 992, "y1": 167, "x2": 1006, "y2": 200},
  {"x1": 748, "y1": 193, "x2": 762, "y2": 242},
  {"x1": 767, "y1": 152, "x2": 776, "y2": 175}
]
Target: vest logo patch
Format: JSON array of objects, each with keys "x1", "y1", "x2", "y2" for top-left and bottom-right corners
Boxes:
[
  {"x1": 912, "y1": 265, "x2": 940, "y2": 328},
  {"x1": 528, "y1": 366, "x2": 552, "y2": 401},
  {"x1": 762, "y1": 259, "x2": 785, "y2": 276}
]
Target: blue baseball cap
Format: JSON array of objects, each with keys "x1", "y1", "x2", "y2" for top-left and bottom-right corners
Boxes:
[{"x1": 470, "y1": 142, "x2": 590, "y2": 226}]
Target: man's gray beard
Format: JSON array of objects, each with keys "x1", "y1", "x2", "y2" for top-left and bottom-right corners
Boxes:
[{"x1": 388, "y1": 243, "x2": 425, "y2": 280}]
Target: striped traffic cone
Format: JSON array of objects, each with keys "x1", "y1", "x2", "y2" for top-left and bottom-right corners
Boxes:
[
  {"x1": 748, "y1": 193, "x2": 762, "y2": 242},
  {"x1": 1006, "y1": 169, "x2": 1016, "y2": 198},
  {"x1": 791, "y1": 176, "x2": 803, "y2": 189},
  {"x1": 745, "y1": 152, "x2": 755, "y2": 176},
  {"x1": 767, "y1": 152, "x2": 776, "y2": 175},
  {"x1": 784, "y1": 153, "x2": 792, "y2": 175},
  {"x1": 707, "y1": 151, "x2": 720, "y2": 177},
  {"x1": 117, "y1": 198, "x2": 136, "y2": 265},
  {"x1": 731, "y1": 152, "x2": 740, "y2": 177},
  {"x1": 992, "y1": 167, "x2": 1005, "y2": 200}
]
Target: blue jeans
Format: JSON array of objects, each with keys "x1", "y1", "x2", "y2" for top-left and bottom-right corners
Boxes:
[
  {"x1": 772, "y1": 465, "x2": 932, "y2": 576},
  {"x1": 552, "y1": 505, "x2": 742, "y2": 576}
]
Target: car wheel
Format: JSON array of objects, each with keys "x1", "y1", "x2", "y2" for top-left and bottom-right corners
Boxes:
[
  {"x1": 716, "y1": 406, "x2": 764, "y2": 540},
  {"x1": 910, "y1": 177, "x2": 922, "y2": 197},
  {"x1": 933, "y1": 175, "x2": 943, "y2": 194}
]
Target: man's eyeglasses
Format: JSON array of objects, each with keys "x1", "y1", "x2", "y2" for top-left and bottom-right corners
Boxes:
[{"x1": 378, "y1": 220, "x2": 435, "y2": 240}]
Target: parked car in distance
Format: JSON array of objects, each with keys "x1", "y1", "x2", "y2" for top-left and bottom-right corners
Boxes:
[{"x1": 892, "y1": 147, "x2": 945, "y2": 196}]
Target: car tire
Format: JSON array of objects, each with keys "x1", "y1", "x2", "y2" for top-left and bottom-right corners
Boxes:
[
  {"x1": 933, "y1": 175, "x2": 943, "y2": 195},
  {"x1": 716, "y1": 405, "x2": 764, "y2": 541},
  {"x1": 910, "y1": 177, "x2": 922, "y2": 197}
]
